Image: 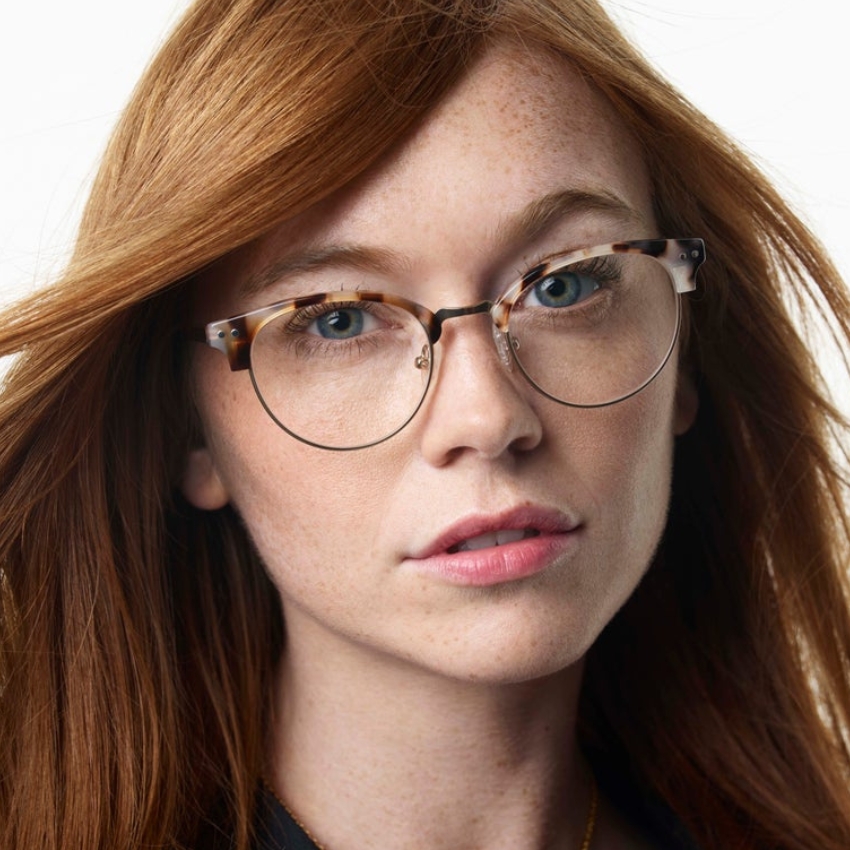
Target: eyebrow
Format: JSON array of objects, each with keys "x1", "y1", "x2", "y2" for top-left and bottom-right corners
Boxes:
[
  {"x1": 495, "y1": 187, "x2": 644, "y2": 246},
  {"x1": 238, "y1": 244, "x2": 406, "y2": 298},
  {"x1": 238, "y1": 188, "x2": 643, "y2": 299}
]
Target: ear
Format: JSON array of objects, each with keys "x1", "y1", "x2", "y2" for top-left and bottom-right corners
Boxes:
[
  {"x1": 673, "y1": 370, "x2": 699, "y2": 436},
  {"x1": 181, "y1": 447, "x2": 230, "y2": 510}
]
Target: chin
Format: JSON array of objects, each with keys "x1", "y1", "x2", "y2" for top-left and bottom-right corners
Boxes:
[{"x1": 391, "y1": 601, "x2": 604, "y2": 687}]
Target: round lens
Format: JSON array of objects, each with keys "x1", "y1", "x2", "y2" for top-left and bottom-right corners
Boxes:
[
  {"x1": 506, "y1": 252, "x2": 680, "y2": 406},
  {"x1": 249, "y1": 297, "x2": 432, "y2": 449}
]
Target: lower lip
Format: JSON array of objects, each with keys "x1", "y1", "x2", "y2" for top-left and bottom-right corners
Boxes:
[{"x1": 406, "y1": 531, "x2": 580, "y2": 587}]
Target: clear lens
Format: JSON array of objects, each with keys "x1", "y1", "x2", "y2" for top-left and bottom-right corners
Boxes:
[
  {"x1": 244, "y1": 252, "x2": 681, "y2": 448},
  {"x1": 250, "y1": 299, "x2": 432, "y2": 449},
  {"x1": 506, "y1": 252, "x2": 680, "y2": 406}
]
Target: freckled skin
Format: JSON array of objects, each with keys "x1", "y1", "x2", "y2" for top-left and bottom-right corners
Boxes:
[
  {"x1": 186, "y1": 48, "x2": 687, "y2": 844},
  {"x1": 185, "y1": 44, "x2": 694, "y2": 692}
]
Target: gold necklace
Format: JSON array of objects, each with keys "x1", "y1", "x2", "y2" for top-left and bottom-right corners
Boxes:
[{"x1": 264, "y1": 773, "x2": 599, "y2": 850}]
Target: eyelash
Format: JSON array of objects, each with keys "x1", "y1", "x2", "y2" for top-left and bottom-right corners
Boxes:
[
  {"x1": 284, "y1": 300, "x2": 381, "y2": 331},
  {"x1": 514, "y1": 251, "x2": 557, "y2": 282}
]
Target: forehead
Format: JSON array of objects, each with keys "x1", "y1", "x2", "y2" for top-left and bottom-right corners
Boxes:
[
  {"x1": 203, "y1": 41, "x2": 653, "y2": 313},
  {"x1": 408, "y1": 41, "x2": 645, "y2": 188}
]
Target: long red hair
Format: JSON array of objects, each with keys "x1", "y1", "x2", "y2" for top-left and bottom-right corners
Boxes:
[{"x1": 1, "y1": 1, "x2": 848, "y2": 847}]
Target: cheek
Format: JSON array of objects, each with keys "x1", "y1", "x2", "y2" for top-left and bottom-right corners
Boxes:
[
  {"x1": 548, "y1": 374, "x2": 678, "y2": 600},
  {"x1": 211, "y1": 430, "x2": 385, "y2": 554},
  {"x1": 566, "y1": 359, "x2": 678, "y2": 498},
  {"x1": 195, "y1": 362, "x2": 411, "y2": 589},
  {"x1": 597, "y1": 393, "x2": 675, "y2": 516}
]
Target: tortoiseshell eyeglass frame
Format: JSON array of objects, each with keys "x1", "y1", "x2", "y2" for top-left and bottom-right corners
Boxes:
[{"x1": 194, "y1": 238, "x2": 705, "y2": 434}]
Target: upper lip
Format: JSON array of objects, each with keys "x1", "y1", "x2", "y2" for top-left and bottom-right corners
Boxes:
[{"x1": 410, "y1": 505, "x2": 581, "y2": 559}]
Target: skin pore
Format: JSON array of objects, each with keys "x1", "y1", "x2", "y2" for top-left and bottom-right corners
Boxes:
[{"x1": 184, "y1": 41, "x2": 696, "y2": 850}]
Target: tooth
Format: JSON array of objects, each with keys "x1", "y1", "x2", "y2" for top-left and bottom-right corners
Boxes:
[
  {"x1": 496, "y1": 529, "x2": 526, "y2": 546},
  {"x1": 457, "y1": 532, "x2": 500, "y2": 552},
  {"x1": 455, "y1": 528, "x2": 531, "y2": 552}
]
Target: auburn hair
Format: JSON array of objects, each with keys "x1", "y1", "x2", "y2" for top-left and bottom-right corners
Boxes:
[{"x1": 1, "y1": 1, "x2": 848, "y2": 848}]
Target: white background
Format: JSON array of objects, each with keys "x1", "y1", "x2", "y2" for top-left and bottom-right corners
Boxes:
[{"x1": 1, "y1": 1, "x2": 848, "y2": 306}]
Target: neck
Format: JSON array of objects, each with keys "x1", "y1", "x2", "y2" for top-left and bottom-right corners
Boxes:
[{"x1": 267, "y1": 613, "x2": 592, "y2": 850}]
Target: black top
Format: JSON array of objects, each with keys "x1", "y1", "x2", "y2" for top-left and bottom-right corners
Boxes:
[
  {"x1": 252, "y1": 766, "x2": 702, "y2": 850},
  {"x1": 254, "y1": 784, "x2": 321, "y2": 850}
]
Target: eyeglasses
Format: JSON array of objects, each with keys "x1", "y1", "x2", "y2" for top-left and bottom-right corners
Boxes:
[{"x1": 196, "y1": 238, "x2": 705, "y2": 450}]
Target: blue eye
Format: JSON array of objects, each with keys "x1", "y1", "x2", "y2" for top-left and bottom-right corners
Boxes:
[
  {"x1": 275, "y1": 301, "x2": 389, "y2": 351},
  {"x1": 311, "y1": 308, "x2": 367, "y2": 339},
  {"x1": 529, "y1": 270, "x2": 599, "y2": 308}
]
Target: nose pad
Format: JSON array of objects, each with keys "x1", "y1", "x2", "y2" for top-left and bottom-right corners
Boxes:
[{"x1": 491, "y1": 324, "x2": 514, "y2": 370}]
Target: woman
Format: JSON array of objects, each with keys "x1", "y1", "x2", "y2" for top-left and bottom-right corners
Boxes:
[{"x1": 1, "y1": 1, "x2": 848, "y2": 848}]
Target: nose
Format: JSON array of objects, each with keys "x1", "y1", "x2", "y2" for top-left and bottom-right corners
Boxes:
[{"x1": 416, "y1": 312, "x2": 544, "y2": 466}]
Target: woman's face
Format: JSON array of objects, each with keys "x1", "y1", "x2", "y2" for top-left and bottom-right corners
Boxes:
[{"x1": 185, "y1": 44, "x2": 696, "y2": 684}]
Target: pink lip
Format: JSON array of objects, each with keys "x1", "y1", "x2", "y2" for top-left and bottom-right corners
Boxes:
[{"x1": 407, "y1": 506, "x2": 582, "y2": 587}]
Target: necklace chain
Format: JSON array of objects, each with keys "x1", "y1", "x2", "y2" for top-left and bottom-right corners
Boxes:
[
  {"x1": 265, "y1": 773, "x2": 599, "y2": 850},
  {"x1": 580, "y1": 773, "x2": 599, "y2": 850}
]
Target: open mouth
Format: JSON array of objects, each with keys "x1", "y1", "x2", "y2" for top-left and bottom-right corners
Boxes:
[{"x1": 447, "y1": 528, "x2": 541, "y2": 553}]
